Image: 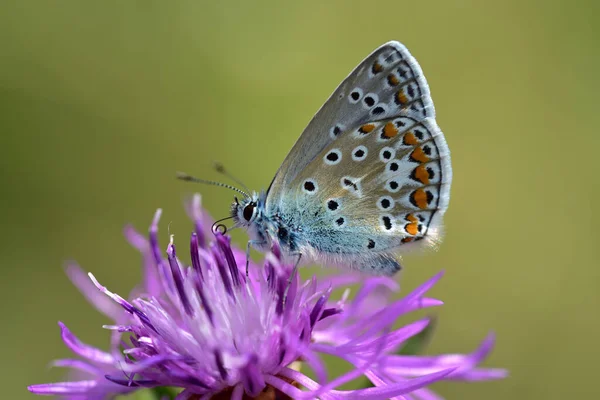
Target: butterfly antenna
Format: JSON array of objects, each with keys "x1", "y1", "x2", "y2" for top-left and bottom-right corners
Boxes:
[
  {"x1": 176, "y1": 171, "x2": 250, "y2": 198},
  {"x1": 213, "y1": 162, "x2": 251, "y2": 194}
]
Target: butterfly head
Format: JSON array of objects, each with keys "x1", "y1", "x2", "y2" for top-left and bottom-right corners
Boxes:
[
  {"x1": 231, "y1": 193, "x2": 262, "y2": 228},
  {"x1": 231, "y1": 192, "x2": 272, "y2": 252}
]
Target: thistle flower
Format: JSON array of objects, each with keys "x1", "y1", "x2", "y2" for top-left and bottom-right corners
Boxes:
[{"x1": 28, "y1": 195, "x2": 506, "y2": 399}]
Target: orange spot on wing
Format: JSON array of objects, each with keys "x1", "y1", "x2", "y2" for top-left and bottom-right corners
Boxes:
[
  {"x1": 403, "y1": 132, "x2": 418, "y2": 146},
  {"x1": 372, "y1": 62, "x2": 383, "y2": 73},
  {"x1": 383, "y1": 122, "x2": 398, "y2": 138},
  {"x1": 387, "y1": 74, "x2": 400, "y2": 86},
  {"x1": 414, "y1": 165, "x2": 430, "y2": 184},
  {"x1": 359, "y1": 124, "x2": 376, "y2": 134},
  {"x1": 396, "y1": 89, "x2": 408, "y2": 105},
  {"x1": 405, "y1": 221, "x2": 419, "y2": 236},
  {"x1": 410, "y1": 147, "x2": 430, "y2": 163},
  {"x1": 412, "y1": 189, "x2": 429, "y2": 209},
  {"x1": 406, "y1": 214, "x2": 418, "y2": 223}
]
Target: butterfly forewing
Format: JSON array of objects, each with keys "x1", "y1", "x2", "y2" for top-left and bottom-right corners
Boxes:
[{"x1": 266, "y1": 42, "x2": 435, "y2": 211}]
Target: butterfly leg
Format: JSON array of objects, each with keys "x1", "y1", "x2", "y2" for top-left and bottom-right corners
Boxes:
[
  {"x1": 283, "y1": 253, "x2": 302, "y2": 307},
  {"x1": 245, "y1": 240, "x2": 267, "y2": 278}
]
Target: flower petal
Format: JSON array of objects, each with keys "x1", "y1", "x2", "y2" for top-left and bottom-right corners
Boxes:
[
  {"x1": 28, "y1": 380, "x2": 99, "y2": 395},
  {"x1": 65, "y1": 263, "x2": 123, "y2": 320},
  {"x1": 241, "y1": 355, "x2": 266, "y2": 397},
  {"x1": 333, "y1": 368, "x2": 456, "y2": 399},
  {"x1": 58, "y1": 322, "x2": 114, "y2": 364}
]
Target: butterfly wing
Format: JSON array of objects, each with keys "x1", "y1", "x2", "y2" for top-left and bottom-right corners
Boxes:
[
  {"x1": 265, "y1": 41, "x2": 451, "y2": 274},
  {"x1": 266, "y1": 41, "x2": 435, "y2": 210}
]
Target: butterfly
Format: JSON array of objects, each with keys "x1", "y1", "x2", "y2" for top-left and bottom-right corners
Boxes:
[{"x1": 181, "y1": 41, "x2": 452, "y2": 276}]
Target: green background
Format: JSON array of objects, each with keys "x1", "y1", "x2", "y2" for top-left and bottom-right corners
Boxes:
[{"x1": 2, "y1": 1, "x2": 599, "y2": 398}]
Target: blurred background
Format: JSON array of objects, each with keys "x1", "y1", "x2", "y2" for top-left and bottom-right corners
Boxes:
[{"x1": 2, "y1": 1, "x2": 599, "y2": 398}]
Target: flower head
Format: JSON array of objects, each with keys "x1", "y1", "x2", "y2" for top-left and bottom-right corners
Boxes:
[{"x1": 29, "y1": 195, "x2": 506, "y2": 399}]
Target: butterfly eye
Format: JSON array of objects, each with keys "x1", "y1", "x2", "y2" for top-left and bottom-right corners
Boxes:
[{"x1": 243, "y1": 203, "x2": 256, "y2": 222}]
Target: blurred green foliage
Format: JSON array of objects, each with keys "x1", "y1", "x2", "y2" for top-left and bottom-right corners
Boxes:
[{"x1": 1, "y1": 1, "x2": 599, "y2": 398}]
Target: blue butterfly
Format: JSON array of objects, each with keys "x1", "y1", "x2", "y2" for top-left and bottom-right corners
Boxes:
[{"x1": 181, "y1": 41, "x2": 452, "y2": 276}]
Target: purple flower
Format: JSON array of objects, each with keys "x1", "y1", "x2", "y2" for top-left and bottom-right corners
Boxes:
[{"x1": 29, "y1": 195, "x2": 506, "y2": 399}]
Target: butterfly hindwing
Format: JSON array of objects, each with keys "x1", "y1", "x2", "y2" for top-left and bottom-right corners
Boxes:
[{"x1": 282, "y1": 115, "x2": 450, "y2": 258}]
